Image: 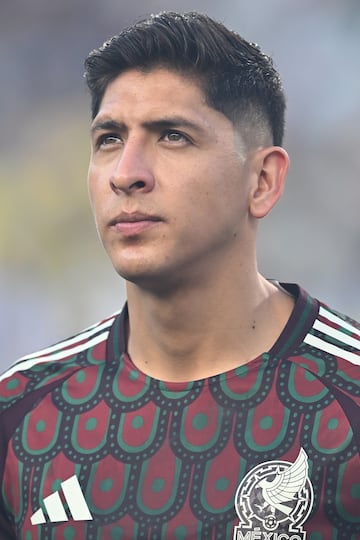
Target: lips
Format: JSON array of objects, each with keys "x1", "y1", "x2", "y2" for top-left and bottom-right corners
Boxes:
[{"x1": 109, "y1": 211, "x2": 162, "y2": 236}]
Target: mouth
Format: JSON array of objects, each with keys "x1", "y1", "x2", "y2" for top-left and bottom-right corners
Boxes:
[{"x1": 109, "y1": 211, "x2": 163, "y2": 236}]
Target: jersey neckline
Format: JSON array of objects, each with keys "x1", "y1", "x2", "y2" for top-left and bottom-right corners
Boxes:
[{"x1": 105, "y1": 282, "x2": 320, "y2": 388}]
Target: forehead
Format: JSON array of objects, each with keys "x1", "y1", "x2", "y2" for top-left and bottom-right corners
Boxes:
[{"x1": 95, "y1": 68, "x2": 210, "y2": 122}]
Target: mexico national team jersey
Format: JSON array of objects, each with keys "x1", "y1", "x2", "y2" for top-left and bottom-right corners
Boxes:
[{"x1": 0, "y1": 283, "x2": 359, "y2": 540}]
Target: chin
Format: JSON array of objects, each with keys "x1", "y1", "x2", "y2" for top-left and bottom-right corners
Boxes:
[
  {"x1": 113, "y1": 261, "x2": 181, "y2": 294},
  {"x1": 114, "y1": 260, "x2": 161, "y2": 284}
]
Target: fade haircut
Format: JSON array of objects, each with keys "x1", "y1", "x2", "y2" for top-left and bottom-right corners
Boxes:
[{"x1": 84, "y1": 11, "x2": 286, "y2": 147}]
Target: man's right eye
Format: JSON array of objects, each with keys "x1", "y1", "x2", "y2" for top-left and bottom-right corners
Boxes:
[{"x1": 97, "y1": 134, "x2": 122, "y2": 147}]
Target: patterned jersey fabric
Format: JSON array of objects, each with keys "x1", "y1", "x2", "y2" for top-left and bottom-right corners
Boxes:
[{"x1": 0, "y1": 283, "x2": 359, "y2": 540}]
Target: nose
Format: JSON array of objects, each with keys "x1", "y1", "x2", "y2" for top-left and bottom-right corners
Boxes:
[{"x1": 109, "y1": 139, "x2": 155, "y2": 195}]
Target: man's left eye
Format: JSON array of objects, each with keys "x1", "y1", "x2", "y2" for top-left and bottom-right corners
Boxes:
[{"x1": 163, "y1": 131, "x2": 188, "y2": 143}]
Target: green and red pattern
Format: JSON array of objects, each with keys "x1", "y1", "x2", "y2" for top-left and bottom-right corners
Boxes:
[{"x1": 0, "y1": 284, "x2": 359, "y2": 539}]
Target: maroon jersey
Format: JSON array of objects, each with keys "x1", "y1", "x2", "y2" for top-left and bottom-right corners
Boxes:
[{"x1": 0, "y1": 283, "x2": 359, "y2": 539}]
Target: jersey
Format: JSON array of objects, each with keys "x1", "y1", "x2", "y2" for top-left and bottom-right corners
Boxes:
[{"x1": 0, "y1": 283, "x2": 359, "y2": 540}]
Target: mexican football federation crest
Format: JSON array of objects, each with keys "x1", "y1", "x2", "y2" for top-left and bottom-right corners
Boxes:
[{"x1": 233, "y1": 449, "x2": 314, "y2": 540}]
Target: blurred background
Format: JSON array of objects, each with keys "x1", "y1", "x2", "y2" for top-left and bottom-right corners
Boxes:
[{"x1": 1, "y1": 0, "x2": 359, "y2": 369}]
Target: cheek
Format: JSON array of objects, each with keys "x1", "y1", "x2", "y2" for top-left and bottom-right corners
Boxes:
[
  {"x1": 192, "y1": 162, "x2": 245, "y2": 214},
  {"x1": 87, "y1": 166, "x2": 106, "y2": 214},
  {"x1": 87, "y1": 164, "x2": 97, "y2": 204}
]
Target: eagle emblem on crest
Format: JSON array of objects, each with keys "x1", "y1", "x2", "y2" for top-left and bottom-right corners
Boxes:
[{"x1": 233, "y1": 449, "x2": 314, "y2": 539}]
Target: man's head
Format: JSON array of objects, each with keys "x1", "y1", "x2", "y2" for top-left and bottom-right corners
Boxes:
[
  {"x1": 86, "y1": 12, "x2": 289, "y2": 292},
  {"x1": 84, "y1": 11, "x2": 286, "y2": 150}
]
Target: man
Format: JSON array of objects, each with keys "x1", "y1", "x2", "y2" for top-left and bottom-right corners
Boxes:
[{"x1": 0, "y1": 11, "x2": 359, "y2": 540}]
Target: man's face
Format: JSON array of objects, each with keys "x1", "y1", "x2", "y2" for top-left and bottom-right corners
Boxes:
[{"x1": 88, "y1": 68, "x2": 258, "y2": 291}]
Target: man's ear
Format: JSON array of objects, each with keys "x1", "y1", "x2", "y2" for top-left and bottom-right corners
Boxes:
[{"x1": 249, "y1": 146, "x2": 289, "y2": 219}]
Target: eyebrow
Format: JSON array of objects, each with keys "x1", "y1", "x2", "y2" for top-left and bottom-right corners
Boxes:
[
  {"x1": 90, "y1": 119, "x2": 123, "y2": 135},
  {"x1": 90, "y1": 116, "x2": 207, "y2": 136}
]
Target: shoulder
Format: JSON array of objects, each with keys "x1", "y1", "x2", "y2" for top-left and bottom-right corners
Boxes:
[
  {"x1": 290, "y1": 296, "x2": 360, "y2": 428},
  {"x1": 280, "y1": 281, "x2": 359, "y2": 364},
  {"x1": 280, "y1": 285, "x2": 360, "y2": 411},
  {"x1": 0, "y1": 311, "x2": 119, "y2": 407},
  {"x1": 281, "y1": 294, "x2": 360, "y2": 457},
  {"x1": 287, "y1": 290, "x2": 360, "y2": 390}
]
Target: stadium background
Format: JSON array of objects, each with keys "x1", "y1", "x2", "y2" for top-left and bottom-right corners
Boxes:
[{"x1": 1, "y1": 0, "x2": 359, "y2": 368}]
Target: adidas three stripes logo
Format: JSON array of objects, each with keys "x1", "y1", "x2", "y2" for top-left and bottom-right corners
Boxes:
[{"x1": 30, "y1": 475, "x2": 93, "y2": 524}]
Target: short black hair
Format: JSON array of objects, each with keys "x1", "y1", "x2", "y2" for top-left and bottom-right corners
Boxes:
[{"x1": 84, "y1": 11, "x2": 286, "y2": 147}]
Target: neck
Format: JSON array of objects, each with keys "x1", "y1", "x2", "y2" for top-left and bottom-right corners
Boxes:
[{"x1": 125, "y1": 267, "x2": 294, "y2": 382}]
